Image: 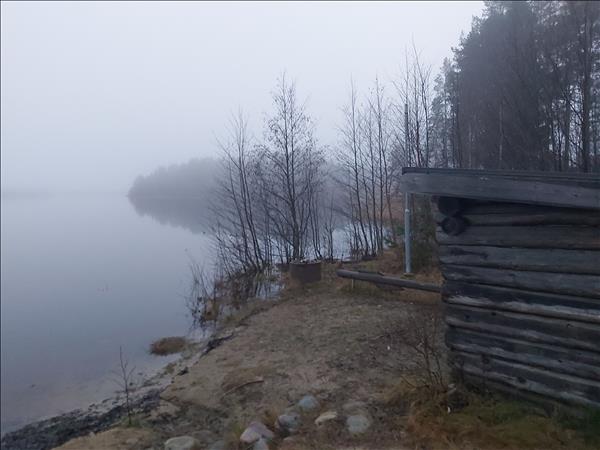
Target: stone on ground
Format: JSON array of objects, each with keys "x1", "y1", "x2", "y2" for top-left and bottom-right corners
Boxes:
[
  {"x1": 253, "y1": 437, "x2": 270, "y2": 450},
  {"x1": 240, "y1": 421, "x2": 275, "y2": 444},
  {"x1": 346, "y1": 414, "x2": 371, "y2": 435},
  {"x1": 276, "y1": 412, "x2": 301, "y2": 433},
  {"x1": 164, "y1": 435, "x2": 202, "y2": 450},
  {"x1": 315, "y1": 410, "x2": 338, "y2": 426},
  {"x1": 297, "y1": 395, "x2": 319, "y2": 412}
]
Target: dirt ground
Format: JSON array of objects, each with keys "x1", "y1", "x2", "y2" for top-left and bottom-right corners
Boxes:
[{"x1": 54, "y1": 265, "x2": 443, "y2": 450}]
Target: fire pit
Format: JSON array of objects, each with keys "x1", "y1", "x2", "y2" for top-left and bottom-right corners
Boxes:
[{"x1": 289, "y1": 260, "x2": 322, "y2": 285}]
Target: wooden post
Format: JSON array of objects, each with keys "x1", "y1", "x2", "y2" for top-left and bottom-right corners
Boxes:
[{"x1": 404, "y1": 191, "x2": 412, "y2": 274}]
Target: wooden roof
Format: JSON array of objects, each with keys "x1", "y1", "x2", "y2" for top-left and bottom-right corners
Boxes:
[{"x1": 400, "y1": 168, "x2": 600, "y2": 210}]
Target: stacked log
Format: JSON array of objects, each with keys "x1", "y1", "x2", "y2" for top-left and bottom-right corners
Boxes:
[{"x1": 435, "y1": 196, "x2": 600, "y2": 409}]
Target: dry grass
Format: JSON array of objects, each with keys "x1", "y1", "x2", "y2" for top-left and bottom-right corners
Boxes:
[
  {"x1": 382, "y1": 378, "x2": 600, "y2": 450},
  {"x1": 149, "y1": 336, "x2": 187, "y2": 356}
]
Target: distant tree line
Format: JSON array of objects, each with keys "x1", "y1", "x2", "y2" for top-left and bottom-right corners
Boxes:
[{"x1": 128, "y1": 158, "x2": 222, "y2": 199}]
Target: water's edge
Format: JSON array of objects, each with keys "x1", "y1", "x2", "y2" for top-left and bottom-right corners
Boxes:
[{"x1": 0, "y1": 336, "x2": 210, "y2": 450}]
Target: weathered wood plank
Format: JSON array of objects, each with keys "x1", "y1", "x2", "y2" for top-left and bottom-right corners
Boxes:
[
  {"x1": 463, "y1": 201, "x2": 599, "y2": 214},
  {"x1": 400, "y1": 171, "x2": 600, "y2": 210},
  {"x1": 436, "y1": 226, "x2": 600, "y2": 250},
  {"x1": 443, "y1": 281, "x2": 600, "y2": 323},
  {"x1": 450, "y1": 350, "x2": 600, "y2": 408},
  {"x1": 403, "y1": 167, "x2": 600, "y2": 186},
  {"x1": 446, "y1": 327, "x2": 600, "y2": 380},
  {"x1": 445, "y1": 304, "x2": 600, "y2": 352},
  {"x1": 439, "y1": 246, "x2": 600, "y2": 275},
  {"x1": 335, "y1": 269, "x2": 441, "y2": 292},
  {"x1": 441, "y1": 264, "x2": 600, "y2": 298},
  {"x1": 434, "y1": 210, "x2": 600, "y2": 226}
]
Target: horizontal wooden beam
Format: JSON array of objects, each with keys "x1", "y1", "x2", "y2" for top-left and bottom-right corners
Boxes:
[
  {"x1": 446, "y1": 327, "x2": 600, "y2": 380},
  {"x1": 443, "y1": 281, "x2": 600, "y2": 323},
  {"x1": 442, "y1": 264, "x2": 600, "y2": 298},
  {"x1": 436, "y1": 225, "x2": 600, "y2": 250},
  {"x1": 400, "y1": 171, "x2": 600, "y2": 209},
  {"x1": 439, "y1": 245, "x2": 600, "y2": 275},
  {"x1": 335, "y1": 269, "x2": 441, "y2": 293},
  {"x1": 450, "y1": 350, "x2": 600, "y2": 408},
  {"x1": 446, "y1": 304, "x2": 600, "y2": 352}
]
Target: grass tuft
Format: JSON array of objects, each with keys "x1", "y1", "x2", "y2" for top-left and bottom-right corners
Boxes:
[{"x1": 149, "y1": 336, "x2": 187, "y2": 356}]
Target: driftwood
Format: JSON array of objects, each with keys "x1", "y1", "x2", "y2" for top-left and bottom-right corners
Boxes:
[
  {"x1": 336, "y1": 269, "x2": 441, "y2": 293},
  {"x1": 436, "y1": 225, "x2": 600, "y2": 250},
  {"x1": 439, "y1": 245, "x2": 600, "y2": 275},
  {"x1": 220, "y1": 377, "x2": 264, "y2": 399}
]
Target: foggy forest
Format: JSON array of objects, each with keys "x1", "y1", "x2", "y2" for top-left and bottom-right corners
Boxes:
[{"x1": 131, "y1": 1, "x2": 600, "y2": 276}]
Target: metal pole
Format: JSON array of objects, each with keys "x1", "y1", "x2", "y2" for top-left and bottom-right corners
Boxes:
[{"x1": 404, "y1": 191, "x2": 412, "y2": 274}]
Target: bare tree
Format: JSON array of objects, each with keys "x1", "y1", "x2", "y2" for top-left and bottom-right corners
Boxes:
[
  {"x1": 213, "y1": 111, "x2": 268, "y2": 276},
  {"x1": 112, "y1": 346, "x2": 136, "y2": 426},
  {"x1": 258, "y1": 74, "x2": 324, "y2": 262}
]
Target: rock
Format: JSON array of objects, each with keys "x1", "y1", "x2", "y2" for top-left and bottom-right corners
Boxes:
[
  {"x1": 126, "y1": 437, "x2": 139, "y2": 445},
  {"x1": 253, "y1": 438, "x2": 269, "y2": 450},
  {"x1": 276, "y1": 412, "x2": 301, "y2": 433},
  {"x1": 346, "y1": 414, "x2": 371, "y2": 435},
  {"x1": 297, "y1": 395, "x2": 319, "y2": 412},
  {"x1": 240, "y1": 421, "x2": 274, "y2": 444},
  {"x1": 208, "y1": 441, "x2": 225, "y2": 450},
  {"x1": 314, "y1": 410, "x2": 338, "y2": 426},
  {"x1": 164, "y1": 436, "x2": 202, "y2": 450}
]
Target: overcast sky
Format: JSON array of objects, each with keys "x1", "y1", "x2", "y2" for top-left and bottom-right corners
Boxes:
[{"x1": 1, "y1": 1, "x2": 483, "y2": 193}]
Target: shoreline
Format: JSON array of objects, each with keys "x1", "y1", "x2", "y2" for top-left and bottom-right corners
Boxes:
[{"x1": 0, "y1": 330, "x2": 218, "y2": 450}]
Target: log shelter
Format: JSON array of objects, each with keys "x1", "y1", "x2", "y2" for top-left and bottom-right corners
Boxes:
[{"x1": 400, "y1": 167, "x2": 600, "y2": 409}]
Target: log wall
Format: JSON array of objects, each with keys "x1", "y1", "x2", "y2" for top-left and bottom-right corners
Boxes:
[{"x1": 436, "y1": 198, "x2": 600, "y2": 409}]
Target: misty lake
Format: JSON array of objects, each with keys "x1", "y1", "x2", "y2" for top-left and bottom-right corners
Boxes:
[{"x1": 0, "y1": 194, "x2": 215, "y2": 433}]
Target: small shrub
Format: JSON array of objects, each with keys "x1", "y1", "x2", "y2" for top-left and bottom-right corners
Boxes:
[{"x1": 149, "y1": 336, "x2": 187, "y2": 356}]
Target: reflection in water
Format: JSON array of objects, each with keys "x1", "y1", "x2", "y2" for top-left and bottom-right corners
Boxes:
[
  {"x1": 0, "y1": 195, "x2": 214, "y2": 434},
  {"x1": 128, "y1": 196, "x2": 212, "y2": 235}
]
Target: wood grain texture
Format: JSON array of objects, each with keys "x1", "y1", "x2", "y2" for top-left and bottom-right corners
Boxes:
[
  {"x1": 450, "y1": 350, "x2": 600, "y2": 408},
  {"x1": 441, "y1": 264, "x2": 600, "y2": 298},
  {"x1": 446, "y1": 327, "x2": 600, "y2": 380},
  {"x1": 443, "y1": 281, "x2": 600, "y2": 323},
  {"x1": 400, "y1": 170, "x2": 600, "y2": 209},
  {"x1": 439, "y1": 245, "x2": 600, "y2": 275},
  {"x1": 436, "y1": 226, "x2": 600, "y2": 250},
  {"x1": 445, "y1": 304, "x2": 600, "y2": 352}
]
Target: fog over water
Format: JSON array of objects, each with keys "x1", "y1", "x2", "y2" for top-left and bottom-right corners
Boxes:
[
  {"x1": 1, "y1": 0, "x2": 485, "y2": 435},
  {"x1": 1, "y1": 1, "x2": 483, "y2": 193}
]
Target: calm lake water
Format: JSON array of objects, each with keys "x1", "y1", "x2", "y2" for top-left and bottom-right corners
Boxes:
[{"x1": 0, "y1": 194, "x2": 213, "y2": 433}]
